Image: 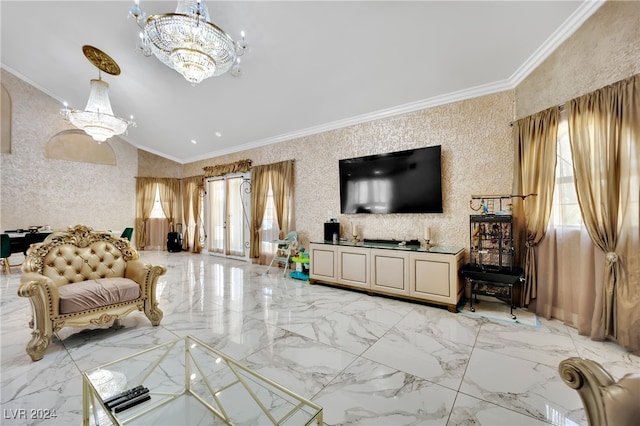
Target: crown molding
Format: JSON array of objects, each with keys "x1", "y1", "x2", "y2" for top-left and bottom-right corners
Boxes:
[
  {"x1": 183, "y1": 78, "x2": 515, "y2": 164},
  {"x1": 509, "y1": 0, "x2": 605, "y2": 85}
]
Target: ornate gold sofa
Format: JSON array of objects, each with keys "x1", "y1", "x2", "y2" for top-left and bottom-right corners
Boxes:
[
  {"x1": 18, "y1": 225, "x2": 166, "y2": 361},
  {"x1": 559, "y1": 357, "x2": 640, "y2": 425}
]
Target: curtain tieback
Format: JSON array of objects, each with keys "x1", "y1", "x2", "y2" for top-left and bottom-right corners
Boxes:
[
  {"x1": 525, "y1": 239, "x2": 535, "y2": 248},
  {"x1": 606, "y1": 252, "x2": 619, "y2": 263}
]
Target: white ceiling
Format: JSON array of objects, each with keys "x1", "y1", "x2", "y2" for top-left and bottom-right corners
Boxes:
[{"x1": 1, "y1": 1, "x2": 603, "y2": 164}]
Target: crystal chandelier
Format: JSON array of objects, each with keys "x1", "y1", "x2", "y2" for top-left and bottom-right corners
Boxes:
[
  {"x1": 61, "y1": 46, "x2": 135, "y2": 142},
  {"x1": 129, "y1": 0, "x2": 247, "y2": 85}
]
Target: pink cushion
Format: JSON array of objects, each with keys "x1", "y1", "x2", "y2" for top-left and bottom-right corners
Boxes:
[{"x1": 58, "y1": 278, "x2": 140, "y2": 314}]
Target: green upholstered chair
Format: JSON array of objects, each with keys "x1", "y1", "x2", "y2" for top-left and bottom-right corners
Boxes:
[
  {"x1": 120, "y1": 227, "x2": 133, "y2": 241},
  {"x1": 1, "y1": 233, "x2": 12, "y2": 274}
]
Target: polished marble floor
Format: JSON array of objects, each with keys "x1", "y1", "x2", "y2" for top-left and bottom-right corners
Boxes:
[{"x1": 1, "y1": 251, "x2": 639, "y2": 425}]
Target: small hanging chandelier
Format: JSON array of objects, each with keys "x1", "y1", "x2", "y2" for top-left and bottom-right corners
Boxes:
[
  {"x1": 129, "y1": 0, "x2": 247, "y2": 85},
  {"x1": 61, "y1": 46, "x2": 135, "y2": 142}
]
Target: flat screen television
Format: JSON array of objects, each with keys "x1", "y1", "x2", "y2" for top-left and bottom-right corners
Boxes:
[{"x1": 339, "y1": 145, "x2": 443, "y2": 214}]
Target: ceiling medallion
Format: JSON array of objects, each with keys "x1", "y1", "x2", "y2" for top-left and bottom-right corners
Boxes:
[
  {"x1": 129, "y1": 0, "x2": 248, "y2": 85},
  {"x1": 60, "y1": 45, "x2": 135, "y2": 142},
  {"x1": 82, "y1": 45, "x2": 121, "y2": 76}
]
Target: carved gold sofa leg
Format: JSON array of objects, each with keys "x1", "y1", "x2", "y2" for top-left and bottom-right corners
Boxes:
[
  {"x1": 145, "y1": 304, "x2": 163, "y2": 326},
  {"x1": 143, "y1": 264, "x2": 166, "y2": 326},
  {"x1": 26, "y1": 330, "x2": 51, "y2": 362}
]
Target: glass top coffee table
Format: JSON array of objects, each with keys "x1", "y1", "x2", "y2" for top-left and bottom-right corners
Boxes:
[{"x1": 82, "y1": 336, "x2": 323, "y2": 425}]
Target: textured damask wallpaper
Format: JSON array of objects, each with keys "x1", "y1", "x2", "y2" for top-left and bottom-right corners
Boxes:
[
  {"x1": 183, "y1": 90, "x2": 515, "y2": 252},
  {"x1": 515, "y1": 0, "x2": 640, "y2": 118},
  {"x1": 0, "y1": 69, "x2": 137, "y2": 233}
]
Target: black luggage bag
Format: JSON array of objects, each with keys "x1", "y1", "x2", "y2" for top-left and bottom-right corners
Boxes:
[{"x1": 167, "y1": 223, "x2": 183, "y2": 252}]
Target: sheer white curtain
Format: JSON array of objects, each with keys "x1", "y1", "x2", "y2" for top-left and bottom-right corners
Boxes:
[
  {"x1": 259, "y1": 184, "x2": 279, "y2": 264},
  {"x1": 207, "y1": 179, "x2": 225, "y2": 254},
  {"x1": 145, "y1": 185, "x2": 169, "y2": 250}
]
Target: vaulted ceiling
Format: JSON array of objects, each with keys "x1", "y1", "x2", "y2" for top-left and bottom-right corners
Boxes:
[{"x1": 1, "y1": 1, "x2": 603, "y2": 163}]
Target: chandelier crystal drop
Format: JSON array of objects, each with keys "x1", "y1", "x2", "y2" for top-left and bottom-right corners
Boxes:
[
  {"x1": 61, "y1": 46, "x2": 135, "y2": 142},
  {"x1": 130, "y1": 0, "x2": 247, "y2": 85}
]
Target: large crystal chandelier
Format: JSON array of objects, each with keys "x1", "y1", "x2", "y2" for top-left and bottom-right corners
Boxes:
[
  {"x1": 61, "y1": 46, "x2": 135, "y2": 142},
  {"x1": 129, "y1": 0, "x2": 247, "y2": 85}
]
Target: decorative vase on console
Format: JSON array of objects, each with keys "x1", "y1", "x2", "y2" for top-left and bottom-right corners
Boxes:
[
  {"x1": 351, "y1": 222, "x2": 358, "y2": 243},
  {"x1": 422, "y1": 226, "x2": 432, "y2": 249}
]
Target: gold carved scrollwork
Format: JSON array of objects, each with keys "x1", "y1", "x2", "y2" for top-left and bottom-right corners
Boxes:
[
  {"x1": 53, "y1": 320, "x2": 65, "y2": 332},
  {"x1": 82, "y1": 45, "x2": 121, "y2": 76},
  {"x1": 23, "y1": 225, "x2": 139, "y2": 274},
  {"x1": 203, "y1": 159, "x2": 252, "y2": 178},
  {"x1": 90, "y1": 313, "x2": 119, "y2": 326},
  {"x1": 26, "y1": 330, "x2": 51, "y2": 362}
]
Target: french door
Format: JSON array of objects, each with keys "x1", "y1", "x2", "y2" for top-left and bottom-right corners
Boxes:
[{"x1": 206, "y1": 173, "x2": 251, "y2": 260}]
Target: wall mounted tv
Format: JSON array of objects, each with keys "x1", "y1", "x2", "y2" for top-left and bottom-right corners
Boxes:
[{"x1": 339, "y1": 145, "x2": 443, "y2": 214}]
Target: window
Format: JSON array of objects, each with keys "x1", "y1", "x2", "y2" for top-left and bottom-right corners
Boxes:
[
  {"x1": 549, "y1": 112, "x2": 583, "y2": 227},
  {"x1": 149, "y1": 185, "x2": 166, "y2": 219}
]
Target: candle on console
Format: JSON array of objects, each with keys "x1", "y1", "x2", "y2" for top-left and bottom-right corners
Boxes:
[
  {"x1": 352, "y1": 222, "x2": 356, "y2": 235},
  {"x1": 424, "y1": 226, "x2": 431, "y2": 241}
]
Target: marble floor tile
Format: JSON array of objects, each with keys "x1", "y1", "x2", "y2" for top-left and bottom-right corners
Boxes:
[
  {"x1": 294, "y1": 310, "x2": 392, "y2": 356},
  {"x1": 459, "y1": 347, "x2": 586, "y2": 425},
  {"x1": 394, "y1": 304, "x2": 481, "y2": 347},
  {"x1": 2, "y1": 251, "x2": 639, "y2": 425},
  {"x1": 313, "y1": 357, "x2": 457, "y2": 425},
  {"x1": 363, "y1": 326, "x2": 473, "y2": 390},
  {"x1": 340, "y1": 294, "x2": 416, "y2": 327},
  {"x1": 449, "y1": 393, "x2": 551, "y2": 426},
  {"x1": 474, "y1": 321, "x2": 580, "y2": 368},
  {"x1": 241, "y1": 331, "x2": 358, "y2": 397}
]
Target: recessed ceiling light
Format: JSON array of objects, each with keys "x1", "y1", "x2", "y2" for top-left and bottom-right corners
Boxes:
[
  {"x1": 215, "y1": 132, "x2": 222, "y2": 138},
  {"x1": 191, "y1": 139, "x2": 197, "y2": 144}
]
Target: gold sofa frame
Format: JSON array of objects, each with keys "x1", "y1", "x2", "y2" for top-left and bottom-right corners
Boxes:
[
  {"x1": 559, "y1": 357, "x2": 640, "y2": 426},
  {"x1": 18, "y1": 225, "x2": 166, "y2": 361}
]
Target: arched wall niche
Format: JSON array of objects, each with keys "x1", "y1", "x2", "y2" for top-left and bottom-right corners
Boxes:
[{"x1": 45, "y1": 129, "x2": 118, "y2": 165}]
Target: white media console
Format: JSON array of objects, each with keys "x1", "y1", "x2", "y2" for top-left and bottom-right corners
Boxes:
[{"x1": 309, "y1": 241, "x2": 465, "y2": 312}]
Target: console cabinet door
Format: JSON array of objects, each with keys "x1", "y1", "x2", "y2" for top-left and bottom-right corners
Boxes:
[
  {"x1": 337, "y1": 246, "x2": 370, "y2": 289},
  {"x1": 370, "y1": 249, "x2": 409, "y2": 296},
  {"x1": 409, "y1": 251, "x2": 463, "y2": 307},
  {"x1": 309, "y1": 244, "x2": 337, "y2": 282}
]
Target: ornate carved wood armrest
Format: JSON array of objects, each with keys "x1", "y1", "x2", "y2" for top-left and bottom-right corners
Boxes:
[
  {"x1": 125, "y1": 260, "x2": 167, "y2": 325},
  {"x1": 18, "y1": 272, "x2": 58, "y2": 319},
  {"x1": 559, "y1": 357, "x2": 615, "y2": 425}
]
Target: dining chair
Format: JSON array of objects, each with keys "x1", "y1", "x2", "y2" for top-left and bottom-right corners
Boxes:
[
  {"x1": 120, "y1": 227, "x2": 133, "y2": 241},
  {"x1": 1, "y1": 233, "x2": 13, "y2": 274}
]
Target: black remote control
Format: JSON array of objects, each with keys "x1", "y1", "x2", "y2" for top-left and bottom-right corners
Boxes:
[
  {"x1": 113, "y1": 393, "x2": 151, "y2": 413},
  {"x1": 106, "y1": 387, "x2": 149, "y2": 411},
  {"x1": 103, "y1": 385, "x2": 144, "y2": 405}
]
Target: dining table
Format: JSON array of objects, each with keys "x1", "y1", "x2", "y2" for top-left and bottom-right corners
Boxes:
[{"x1": 4, "y1": 230, "x2": 52, "y2": 255}]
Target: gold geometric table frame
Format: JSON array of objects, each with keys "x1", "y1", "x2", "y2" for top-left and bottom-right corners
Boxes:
[{"x1": 83, "y1": 335, "x2": 323, "y2": 425}]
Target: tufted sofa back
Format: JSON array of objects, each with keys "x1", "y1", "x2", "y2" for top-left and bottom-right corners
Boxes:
[
  {"x1": 22, "y1": 225, "x2": 138, "y2": 286},
  {"x1": 41, "y1": 241, "x2": 127, "y2": 285}
]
